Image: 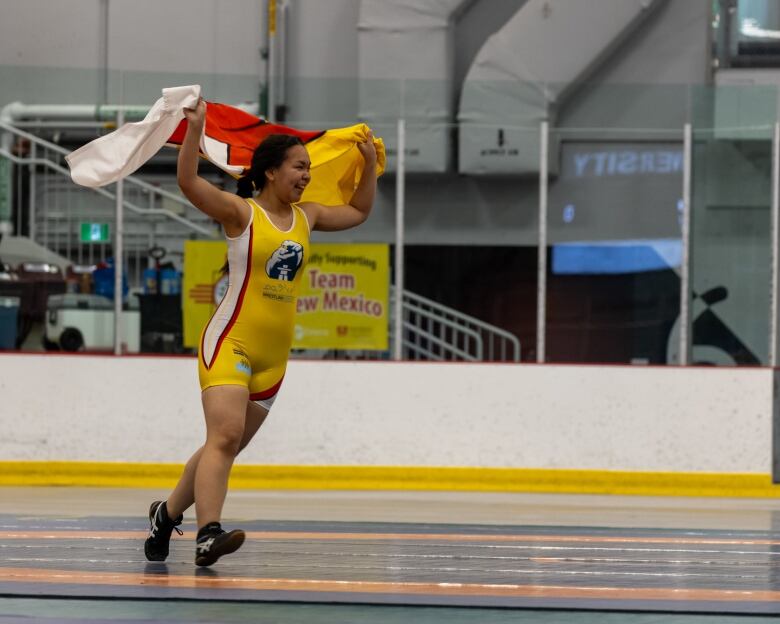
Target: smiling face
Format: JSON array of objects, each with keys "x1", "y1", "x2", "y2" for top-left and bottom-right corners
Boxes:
[{"x1": 267, "y1": 144, "x2": 311, "y2": 203}]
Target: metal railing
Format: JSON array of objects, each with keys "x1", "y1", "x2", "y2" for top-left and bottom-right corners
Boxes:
[
  {"x1": 391, "y1": 288, "x2": 520, "y2": 362},
  {"x1": 294, "y1": 288, "x2": 520, "y2": 362},
  {"x1": 0, "y1": 121, "x2": 217, "y2": 283}
]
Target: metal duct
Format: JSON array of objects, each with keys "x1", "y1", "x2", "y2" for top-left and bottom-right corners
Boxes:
[
  {"x1": 458, "y1": 0, "x2": 666, "y2": 175},
  {"x1": 358, "y1": 0, "x2": 472, "y2": 172}
]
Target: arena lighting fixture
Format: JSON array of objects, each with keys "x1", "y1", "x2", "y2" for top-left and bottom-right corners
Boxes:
[{"x1": 741, "y1": 17, "x2": 780, "y2": 39}]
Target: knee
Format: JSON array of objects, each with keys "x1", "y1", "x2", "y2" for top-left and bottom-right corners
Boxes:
[{"x1": 206, "y1": 423, "x2": 244, "y2": 456}]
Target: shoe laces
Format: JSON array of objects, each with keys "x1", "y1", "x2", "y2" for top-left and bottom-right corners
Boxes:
[{"x1": 150, "y1": 505, "x2": 183, "y2": 539}]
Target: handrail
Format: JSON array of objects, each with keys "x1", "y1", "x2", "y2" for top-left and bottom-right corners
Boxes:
[
  {"x1": 401, "y1": 319, "x2": 482, "y2": 360},
  {"x1": 0, "y1": 120, "x2": 198, "y2": 208},
  {"x1": 0, "y1": 148, "x2": 217, "y2": 238},
  {"x1": 392, "y1": 287, "x2": 520, "y2": 361},
  {"x1": 0, "y1": 121, "x2": 217, "y2": 238},
  {"x1": 403, "y1": 289, "x2": 516, "y2": 337},
  {"x1": 0, "y1": 120, "x2": 71, "y2": 155}
]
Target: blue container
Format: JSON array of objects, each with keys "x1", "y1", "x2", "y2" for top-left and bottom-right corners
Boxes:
[
  {"x1": 0, "y1": 296, "x2": 20, "y2": 349},
  {"x1": 93, "y1": 258, "x2": 129, "y2": 299},
  {"x1": 160, "y1": 268, "x2": 181, "y2": 295},
  {"x1": 143, "y1": 268, "x2": 158, "y2": 294}
]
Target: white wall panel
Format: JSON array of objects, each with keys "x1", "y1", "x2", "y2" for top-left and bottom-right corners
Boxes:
[{"x1": 0, "y1": 354, "x2": 771, "y2": 473}]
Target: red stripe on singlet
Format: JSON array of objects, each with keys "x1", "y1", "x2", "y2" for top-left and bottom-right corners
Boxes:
[
  {"x1": 202, "y1": 223, "x2": 254, "y2": 370},
  {"x1": 250, "y1": 375, "x2": 284, "y2": 401}
]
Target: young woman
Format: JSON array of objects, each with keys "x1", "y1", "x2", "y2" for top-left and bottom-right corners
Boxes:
[{"x1": 144, "y1": 98, "x2": 377, "y2": 566}]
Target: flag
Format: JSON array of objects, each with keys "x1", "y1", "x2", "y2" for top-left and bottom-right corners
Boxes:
[
  {"x1": 66, "y1": 85, "x2": 385, "y2": 206},
  {"x1": 168, "y1": 103, "x2": 386, "y2": 206}
]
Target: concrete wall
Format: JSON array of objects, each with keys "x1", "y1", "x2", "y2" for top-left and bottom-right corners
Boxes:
[{"x1": 0, "y1": 353, "x2": 771, "y2": 473}]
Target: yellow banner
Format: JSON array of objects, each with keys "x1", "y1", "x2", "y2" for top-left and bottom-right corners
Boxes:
[
  {"x1": 182, "y1": 241, "x2": 389, "y2": 351},
  {"x1": 182, "y1": 240, "x2": 228, "y2": 349},
  {"x1": 294, "y1": 243, "x2": 389, "y2": 350}
]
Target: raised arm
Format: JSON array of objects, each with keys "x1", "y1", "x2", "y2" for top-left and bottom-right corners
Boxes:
[
  {"x1": 301, "y1": 132, "x2": 378, "y2": 232},
  {"x1": 177, "y1": 99, "x2": 249, "y2": 237}
]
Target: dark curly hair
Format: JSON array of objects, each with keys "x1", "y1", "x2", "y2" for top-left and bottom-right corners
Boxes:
[{"x1": 236, "y1": 134, "x2": 305, "y2": 198}]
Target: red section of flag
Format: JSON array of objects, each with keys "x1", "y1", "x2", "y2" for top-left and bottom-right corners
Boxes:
[{"x1": 167, "y1": 103, "x2": 324, "y2": 172}]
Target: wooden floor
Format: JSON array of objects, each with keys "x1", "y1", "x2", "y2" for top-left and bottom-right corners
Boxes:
[{"x1": 3, "y1": 488, "x2": 780, "y2": 620}]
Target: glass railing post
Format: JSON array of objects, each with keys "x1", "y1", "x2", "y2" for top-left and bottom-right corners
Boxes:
[
  {"x1": 113, "y1": 106, "x2": 124, "y2": 356},
  {"x1": 679, "y1": 122, "x2": 693, "y2": 366},
  {"x1": 536, "y1": 120, "x2": 548, "y2": 363},
  {"x1": 394, "y1": 117, "x2": 406, "y2": 361},
  {"x1": 771, "y1": 122, "x2": 780, "y2": 367}
]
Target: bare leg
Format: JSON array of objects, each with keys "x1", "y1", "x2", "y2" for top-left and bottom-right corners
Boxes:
[
  {"x1": 166, "y1": 398, "x2": 270, "y2": 518},
  {"x1": 165, "y1": 446, "x2": 203, "y2": 519},
  {"x1": 193, "y1": 385, "x2": 247, "y2": 528}
]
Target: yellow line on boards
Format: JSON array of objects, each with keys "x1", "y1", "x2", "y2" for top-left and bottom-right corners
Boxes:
[{"x1": 1, "y1": 462, "x2": 780, "y2": 498}]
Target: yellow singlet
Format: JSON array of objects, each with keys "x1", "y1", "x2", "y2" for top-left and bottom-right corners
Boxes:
[{"x1": 198, "y1": 198, "x2": 310, "y2": 404}]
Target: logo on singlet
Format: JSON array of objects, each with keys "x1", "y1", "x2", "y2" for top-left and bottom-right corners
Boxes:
[
  {"x1": 235, "y1": 358, "x2": 251, "y2": 375},
  {"x1": 266, "y1": 240, "x2": 304, "y2": 281}
]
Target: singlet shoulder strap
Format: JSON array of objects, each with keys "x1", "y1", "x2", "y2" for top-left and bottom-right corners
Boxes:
[{"x1": 292, "y1": 202, "x2": 312, "y2": 234}]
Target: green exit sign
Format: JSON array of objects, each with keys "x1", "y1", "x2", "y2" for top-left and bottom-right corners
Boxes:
[{"x1": 80, "y1": 222, "x2": 110, "y2": 243}]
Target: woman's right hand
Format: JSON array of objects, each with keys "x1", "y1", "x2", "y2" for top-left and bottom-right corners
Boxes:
[{"x1": 183, "y1": 98, "x2": 206, "y2": 130}]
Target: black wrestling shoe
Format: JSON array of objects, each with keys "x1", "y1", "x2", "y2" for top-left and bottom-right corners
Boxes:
[
  {"x1": 195, "y1": 522, "x2": 245, "y2": 567},
  {"x1": 144, "y1": 501, "x2": 183, "y2": 561}
]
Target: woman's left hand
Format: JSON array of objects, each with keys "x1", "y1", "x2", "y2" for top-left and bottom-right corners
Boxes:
[{"x1": 357, "y1": 130, "x2": 377, "y2": 166}]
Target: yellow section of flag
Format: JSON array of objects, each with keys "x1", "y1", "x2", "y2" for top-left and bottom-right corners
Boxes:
[{"x1": 301, "y1": 124, "x2": 386, "y2": 207}]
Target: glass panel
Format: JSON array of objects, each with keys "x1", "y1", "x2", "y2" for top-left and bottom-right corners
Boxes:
[
  {"x1": 3, "y1": 65, "x2": 777, "y2": 367},
  {"x1": 396, "y1": 119, "x2": 532, "y2": 362},
  {"x1": 689, "y1": 124, "x2": 773, "y2": 366},
  {"x1": 545, "y1": 126, "x2": 684, "y2": 364},
  {"x1": 686, "y1": 83, "x2": 776, "y2": 366}
]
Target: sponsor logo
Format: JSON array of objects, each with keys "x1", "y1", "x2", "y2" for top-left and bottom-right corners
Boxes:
[
  {"x1": 262, "y1": 281, "x2": 295, "y2": 303},
  {"x1": 294, "y1": 324, "x2": 329, "y2": 341}
]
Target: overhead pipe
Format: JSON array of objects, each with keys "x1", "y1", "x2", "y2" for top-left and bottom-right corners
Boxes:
[{"x1": 1, "y1": 102, "x2": 149, "y2": 123}]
